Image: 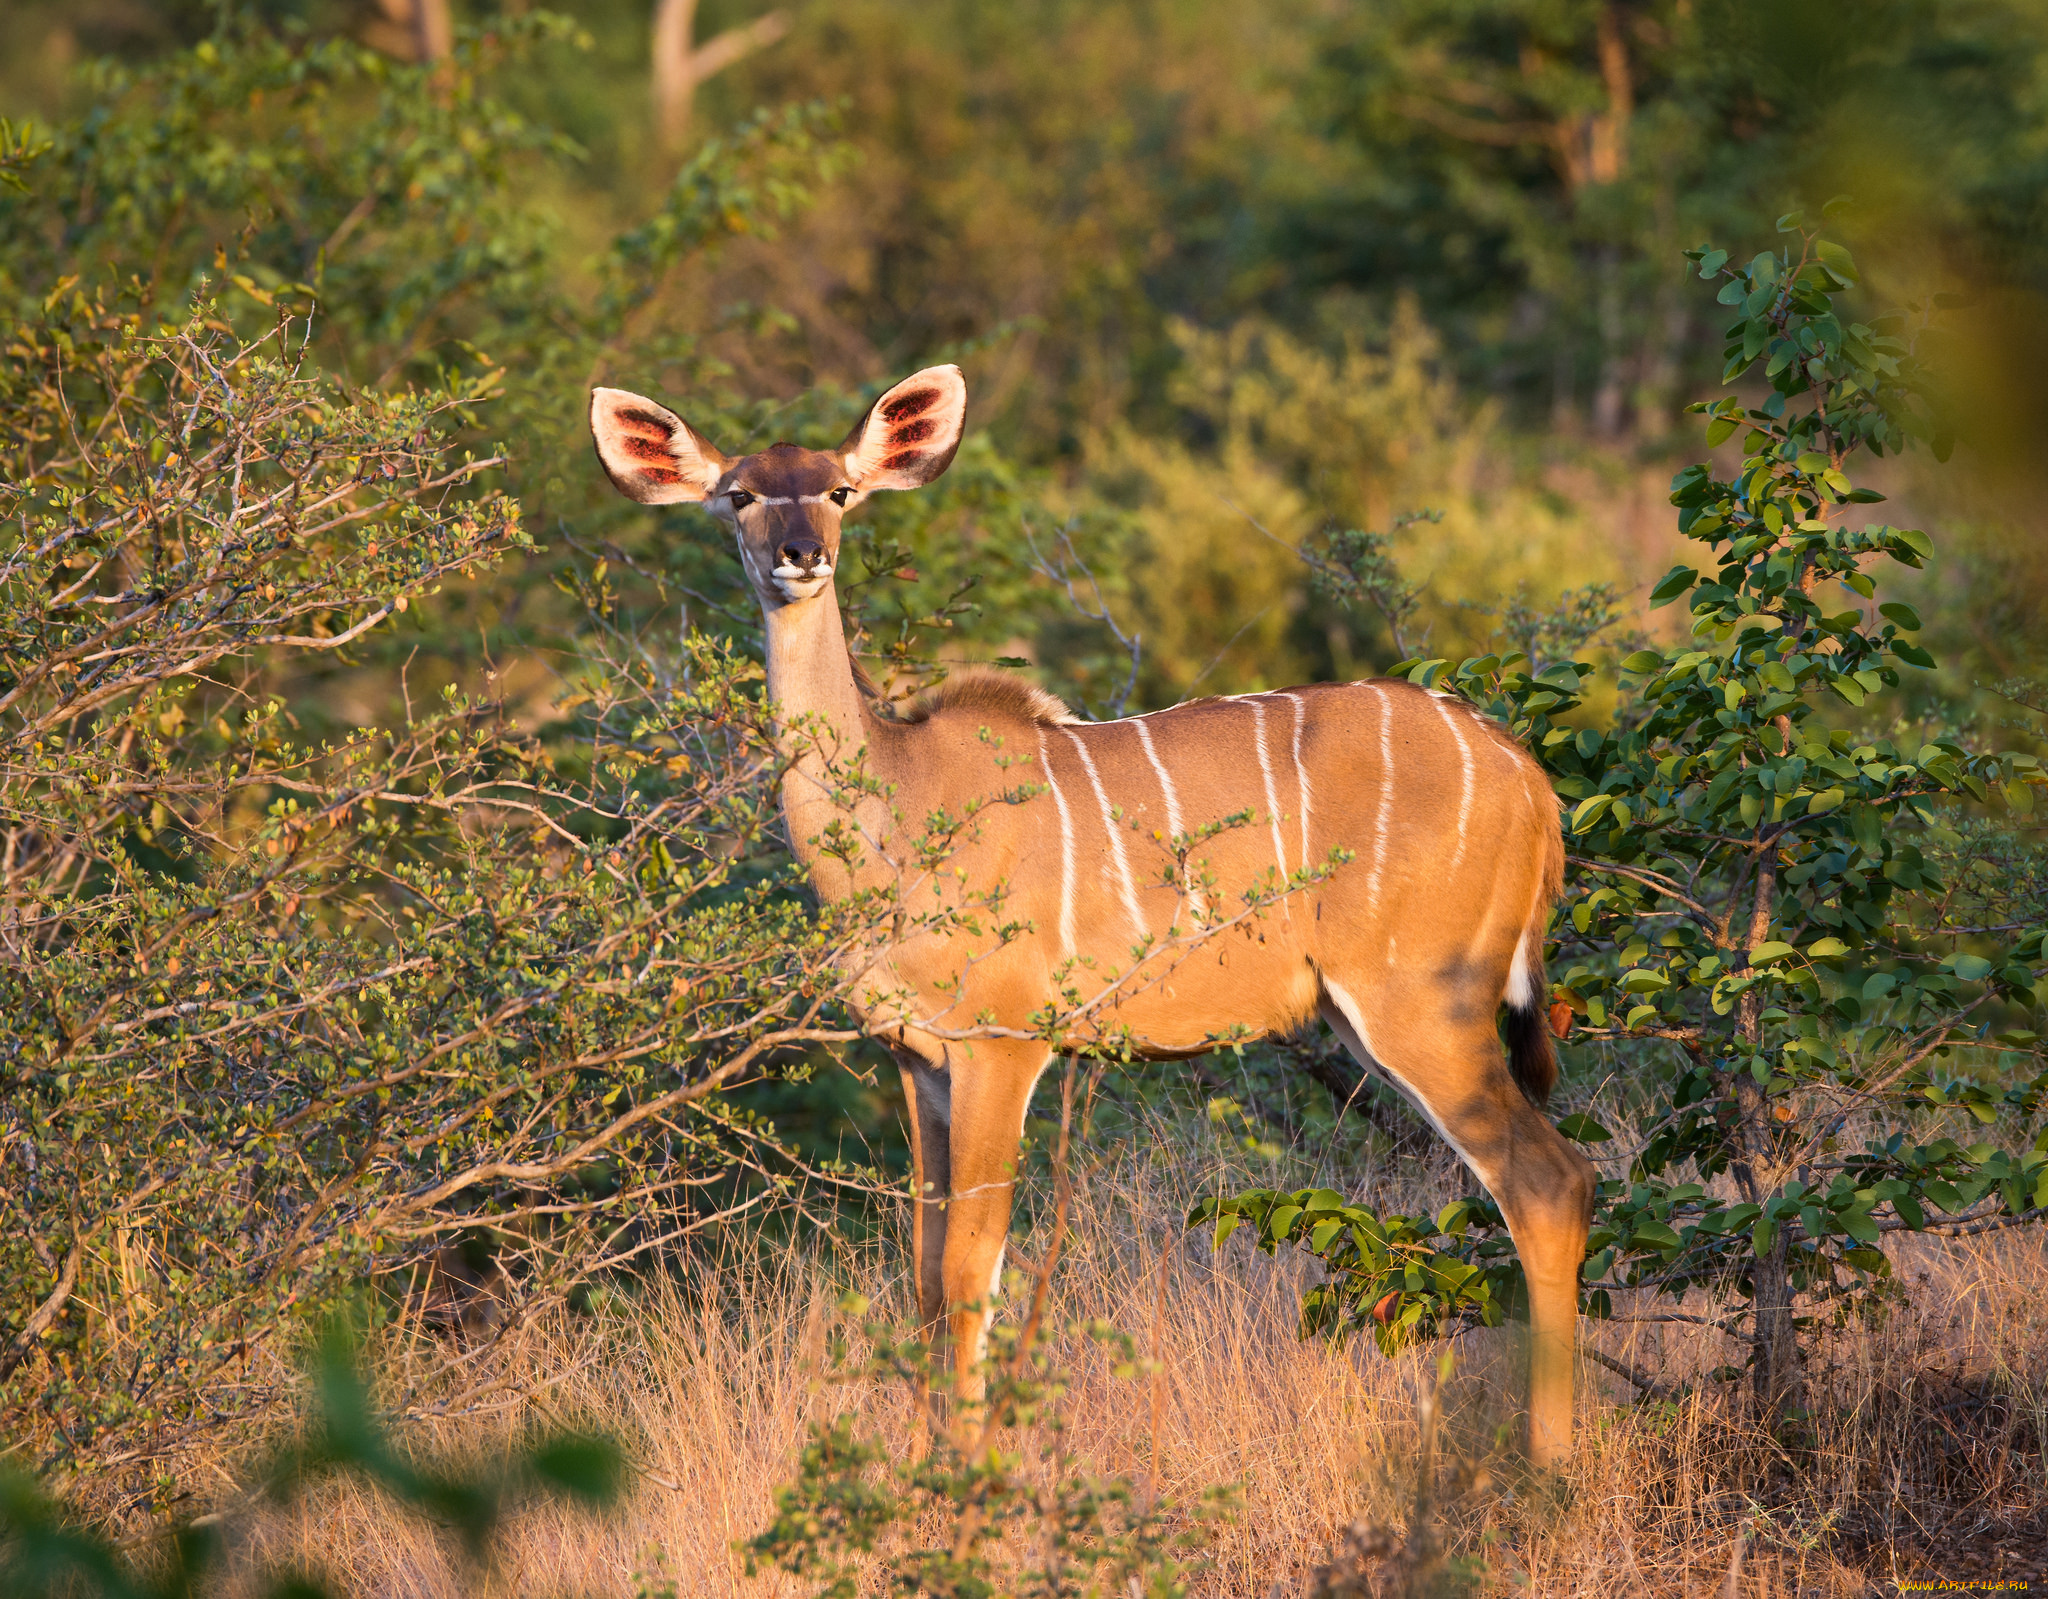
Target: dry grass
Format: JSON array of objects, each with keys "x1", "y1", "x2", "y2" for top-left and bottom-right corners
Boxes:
[{"x1": 168, "y1": 1115, "x2": 2046, "y2": 1597}]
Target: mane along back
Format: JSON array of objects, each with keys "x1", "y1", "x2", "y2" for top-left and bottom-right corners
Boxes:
[{"x1": 898, "y1": 666, "x2": 1077, "y2": 727}]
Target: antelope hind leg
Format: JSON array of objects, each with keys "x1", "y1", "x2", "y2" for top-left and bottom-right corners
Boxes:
[
  {"x1": 895, "y1": 1048, "x2": 953, "y2": 1437},
  {"x1": 1319, "y1": 982, "x2": 1595, "y2": 1468},
  {"x1": 896, "y1": 1050, "x2": 954, "y2": 1336}
]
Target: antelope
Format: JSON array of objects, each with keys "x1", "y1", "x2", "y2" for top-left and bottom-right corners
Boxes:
[{"x1": 589, "y1": 367, "x2": 1597, "y2": 1464}]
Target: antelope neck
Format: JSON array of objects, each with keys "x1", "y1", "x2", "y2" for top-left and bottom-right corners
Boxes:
[{"x1": 761, "y1": 585, "x2": 888, "y2": 867}]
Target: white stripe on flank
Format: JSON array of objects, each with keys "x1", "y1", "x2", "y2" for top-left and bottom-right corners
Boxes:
[
  {"x1": 1133, "y1": 719, "x2": 1185, "y2": 836},
  {"x1": 1134, "y1": 717, "x2": 1207, "y2": 924},
  {"x1": 1062, "y1": 726, "x2": 1146, "y2": 937},
  {"x1": 1366, "y1": 685, "x2": 1395, "y2": 915},
  {"x1": 1039, "y1": 733, "x2": 1078, "y2": 960},
  {"x1": 1284, "y1": 691, "x2": 1312, "y2": 874},
  {"x1": 1250, "y1": 700, "x2": 1288, "y2": 869},
  {"x1": 1431, "y1": 696, "x2": 1476, "y2": 882}
]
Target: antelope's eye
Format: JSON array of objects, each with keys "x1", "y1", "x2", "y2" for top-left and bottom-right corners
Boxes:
[
  {"x1": 829, "y1": 486, "x2": 852, "y2": 506},
  {"x1": 728, "y1": 488, "x2": 755, "y2": 509}
]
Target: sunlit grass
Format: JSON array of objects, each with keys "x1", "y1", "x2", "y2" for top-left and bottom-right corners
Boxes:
[{"x1": 160, "y1": 1109, "x2": 2048, "y2": 1597}]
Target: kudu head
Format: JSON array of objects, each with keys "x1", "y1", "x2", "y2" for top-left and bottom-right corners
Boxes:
[{"x1": 589, "y1": 366, "x2": 968, "y2": 608}]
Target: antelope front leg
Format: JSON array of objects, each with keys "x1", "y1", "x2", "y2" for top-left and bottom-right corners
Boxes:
[{"x1": 939, "y1": 1045, "x2": 1052, "y2": 1421}]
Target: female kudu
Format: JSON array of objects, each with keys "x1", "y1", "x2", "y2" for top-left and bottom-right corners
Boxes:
[{"x1": 589, "y1": 366, "x2": 1596, "y2": 1464}]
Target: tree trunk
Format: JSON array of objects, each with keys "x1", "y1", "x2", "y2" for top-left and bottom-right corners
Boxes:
[
  {"x1": 1632, "y1": 182, "x2": 1689, "y2": 439},
  {"x1": 1590, "y1": 245, "x2": 1628, "y2": 440},
  {"x1": 1732, "y1": 842, "x2": 1803, "y2": 1424},
  {"x1": 651, "y1": 0, "x2": 701, "y2": 155},
  {"x1": 1551, "y1": 338, "x2": 1578, "y2": 436},
  {"x1": 364, "y1": 0, "x2": 452, "y2": 62},
  {"x1": 652, "y1": 0, "x2": 793, "y2": 158}
]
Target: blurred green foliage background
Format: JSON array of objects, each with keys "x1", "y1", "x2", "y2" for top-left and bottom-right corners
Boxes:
[{"x1": 5, "y1": 0, "x2": 2043, "y2": 711}]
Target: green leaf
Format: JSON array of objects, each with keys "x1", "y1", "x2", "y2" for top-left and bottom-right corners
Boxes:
[
  {"x1": 1877, "y1": 602, "x2": 1921, "y2": 631},
  {"x1": 1948, "y1": 954, "x2": 1993, "y2": 982},
  {"x1": 528, "y1": 1436, "x2": 624, "y2": 1505},
  {"x1": 1815, "y1": 240, "x2": 1859, "y2": 284},
  {"x1": 1648, "y1": 566, "x2": 1699, "y2": 607},
  {"x1": 1805, "y1": 937, "x2": 1849, "y2": 958},
  {"x1": 1621, "y1": 649, "x2": 1663, "y2": 674},
  {"x1": 1697, "y1": 249, "x2": 1729, "y2": 278},
  {"x1": 1570, "y1": 794, "x2": 1616, "y2": 833},
  {"x1": 1555, "y1": 1113, "x2": 1613, "y2": 1144},
  {"x1": 1748, "y1": 941, "x2": 1798, "y2": 964},
  {"x1": 1706, "y1": 416, "x2": 1739, "y2": 448}
]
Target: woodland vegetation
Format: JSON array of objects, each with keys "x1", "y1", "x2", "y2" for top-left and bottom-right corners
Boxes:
[{"x1": 2, "y1": 2, "x2": 2047, "y2": 1594}]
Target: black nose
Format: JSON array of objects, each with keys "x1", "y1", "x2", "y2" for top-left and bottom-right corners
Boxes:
[{"x1": 777, "y1": 537, "x2": 825, "y2": 572}]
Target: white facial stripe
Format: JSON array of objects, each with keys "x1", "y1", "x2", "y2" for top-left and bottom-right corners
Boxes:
[
  {"x1": 1039, "y1": 733, "x2": 1078, "y2": 961},
  {"x1": 771, "y1": 563, "x2": 834, "y2": 578},
  {"x1": 745, "y1": 493, "x2": 844, "y2": 506},
  {"x1": 1062, "y1": 727, "x2": 1146, "y2": 939},
  {"x1": 1284, "y1": 691, "x2": 1312, "y2": 881},
  {"x1": 1250, "y1": 700, "x2": 1290, "y2": 896},
  {"x1": 1431, "y1": 697, "x2": 1476, "y2": 883},
  {"x1": 736, "y1": 533, "x2": 766, "y2": 588}
]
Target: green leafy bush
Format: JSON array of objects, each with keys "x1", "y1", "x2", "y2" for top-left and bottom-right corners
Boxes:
[{"x1": 0, "y1": 16, "x2": 1086, "y2": 1490}]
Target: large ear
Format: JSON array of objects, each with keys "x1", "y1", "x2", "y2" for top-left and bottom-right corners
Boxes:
[
  {"x1": 590, "y1": 387, "x2": 730, "y2": 505},
  {"x1": 838, "y1": 365, "x2": 968, "y2": 492}
]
